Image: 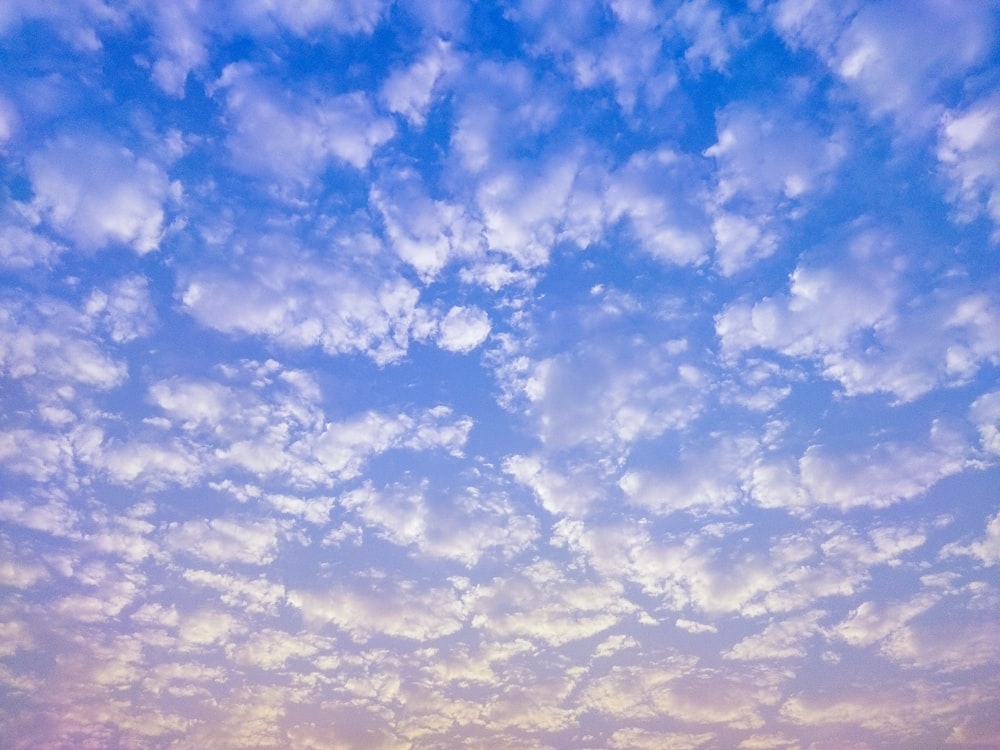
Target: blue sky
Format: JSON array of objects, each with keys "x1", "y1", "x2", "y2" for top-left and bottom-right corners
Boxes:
[{"x1": 1, "y1": 1, "x2": 999, "y2": 748}]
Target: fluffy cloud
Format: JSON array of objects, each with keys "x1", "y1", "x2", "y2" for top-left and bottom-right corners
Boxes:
[
  {"x1": 436, "y1": 305, "x2": 491, "y2": 352},
  {"x1": 180, "y1": 245, "x2": 422, "y2": 365},
  {"x1": 469, "y1": 560, "x2": 636, "y2": 646},
  {"x1": 605, "y1": 148, "x2": 711, "y2": 266},
  {"x1": 772, "y1": 0, "x2": 995, "y2": 135},
  {"x1": 942, "y1": 511, "x2": 1000, "y2": 567},
  {"x1": 380, "y1": 39, "x2": 459, "y2": 127},
  {"x1": 85, "y1": 275, "x2": 156, "y2": 343},
  {"x1": 163, "y1": 517, "x2": 288, "y2": 565},
  {"x1": 216, "y1": 63, "x2": 395, "y2": 181},
  {"x1": 371, "y1": 167, "x2": 485, "y2": 281},
  {"x1": 27, "y1": 135, "x2": 173, "y2": 254},
  {"x1": 289, "y1": 578, "x2": 467, "y2": 642},
  {"x1": 938, "y1": 93, "x2": 1000, "y2": 239},
  {"x1": 0, "y1": 296, "x2": 127, "y2": 389},
  {"x1": 341, "y1": 479, "x2": 538, "y2": 565},
  {"x1": 704, "y1": 102, "x2": 847, "y2": 274},
  {"x1": 717, "y1": 230, "x2": 1000, "y2": 401}
]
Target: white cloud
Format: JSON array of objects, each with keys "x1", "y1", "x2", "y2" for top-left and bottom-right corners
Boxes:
[
  {"x1": 619, "y1": 435, "x2": 757, "y2": 516},
  {"x1": 772, "y1": 0, "x2": 995, "y2": 136},
  {"x1": 147, "y1": 0, "x2": 209, "y2": 95},
  {"x1": 675, "y1": 0, "x2": 740, "y2": 73},
  {"x1": 27, "y1": 135, "x2": 172, "y2": 254},
  {"x1": 970, "y1": 390, "x2": 1000, "y2": 455},
  {"x1": 676, "y1": 618, "x2": 717, "y2": 634},
  {"x1": 289, "y1": 578, "x2": 467, "y2": 642},
  {"x1": 0, "y1": 208, "x2": 65, "y2": 268},
  {"x1": 505, "y1": 454, "x2": 605, "y2": 517},
  {"x1": 371, "y1": 167, "x2": 485, "y2": 281},
  {"x1": 942, "y1": 511, "x2": 1000, "y2": 567},
  {"x1": 833, "y1": 593, "x2": 939, "y2": 648},
  {"x1": 436, "y1": 305, "x2": 491, "y2": 352},
  {"x1": 0, "y1": 94, "x2": 17, "y2": 143},
  {"x1": 0, "y1": 297, "x2": 127, "y2": 389},
  {"x1": 514, "y1": 337, "x2": 707, "y2": 452},
  {"x1": 704, "y1": 102, "x2": 847, "y2": 274},
  {"x1": 724, "y1": 610, "x2": 826, "y2": 661},
  {"x1": 341, "y1": 480, "x2": 537, "y2": 565},
  {"x1": 717, "y1": 229, "x2": 1000, "y2": 402},
  {"x1": 469, "y1": 560, "x2": 635, "y2": 646},
  {"x1": 0, "y1": 431, "x2": 76, "y2": 484},
  {"x1": 163, "y1": 517, "x2": 287, "y2": 565},
  {"x1": 85, "y1": 275, "x2": 156, "y2": 343},
  {"x1": 582, "y1": 661, "x2": 768, "y2": 729},
  {"x1": 0, "y1": 0, "x2": 126, "y2": 50},
  {"x1": 938, "y1": 93, "x2": 1000, "y2": 239},
  {"x1": 303, "y1": 405, "x2": 472, "y2": 483},
  {"x1": 606, "y1": 148, "x2": 710, "y2": 265},
  {"x1": 216, "y1": 63, "x2": 395, "y2": 181},
  {"x1": 750, "y1": 422, "x2": 971, "y2": 513},
  {"x1": 233, "y1": 0, "x2": 387, "y2": 36},
  {"x1": 476, "y1": 149, "x2": 598, "y2": 269},
  {"x1": 780, "y1": 679, "x2": 991, "y2": 740},
  {"x1": 98, "y1": 438, "x2": 205, "y2": 488},
  {"x1": 180, "y1": 244, "x2": 422, "y2": 365},
  {"x1": 609, "y1": 727, "x2": 714, "y2": 750},
  {"x1": 882, "y1": 619, "x2": 1000, "y2": 673},
  {"x1": 380, "y1": 39, "x2": 459, "y2": 127},
  {"x1": 0, "y1": 491, "x2": 80, "y2": 537},
  {"x1": 178, "y1": 608, "x2": 242, "y2": 647},
  {"x1": 230, "y1": 628, "x2": 325, "y2": 670},
  {"x1": 182, "y1": 568, "x2": 286, "y2": 615}
]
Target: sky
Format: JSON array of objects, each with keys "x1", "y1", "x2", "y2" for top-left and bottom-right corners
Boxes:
[{"x1": 0, "y1": 0, "x2": 999, "y2": 748}]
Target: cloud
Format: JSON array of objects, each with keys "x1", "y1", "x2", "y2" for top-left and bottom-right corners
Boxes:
[
  {"x1": 724, "y1": 609, "x2": 826, "y2": 661},
  {"x1": 717, "y1": 229, "x2": 1000, "y2": 402},
  {"x1": 514, "y1": 335, "x2": 708, "y2": 453},
  {"x1": 180, "y1": 243, "x2": 422, "y2": 365},
  {"x1": 882, "y1": 619, "x2": 1000, "y2": 673},
  {"x1": 582, "y1": 660, "x2": 769, "y2": 729},
  {"x1": 289, "y1": 578, "x2": 467, "y2": 642},
  {"x1": 609, "y1": 727, "x2": 714, "y2": 750},
  {"x1": 27, "y1": 135, "x2": 173, "y2": 254},
  {"x1": 0, "y1": 208, "x2": 66, "y2": 268},
  {"x1": 469, "y1": 560, "x2": 636, "y2": 646},
  {"x1": 85, "y1": 275, "x2": 156, "y2": 343},
  {"x1": 233, "y1": 0, "x2": 388, "y2": 36},
  {"x1": 751, "y1": 422, "x2": 971, "y2": 513},
  {"x1": 938, "y1": 93, "x2": 1000, "y2": 240},
  {"x1": 436, "y1": 305, "x2": 491, "y2": 352},
  {"x1": 942, "y1": 511, "x2": 1000, "y2": 567},
  {"x1": 178, "y1": 608, "x2": 242, "y2": 647},
  {"x1": 0, "y1": 295, "x2": 127, "y2": 389},
  {"x1": 675, "y1": 0, "x2": 740, "y2": 73},
  {"x1": 341, "y1": 479, "x2": 538, "y2": 565},
  {"x1": 833, "y1": 593, "x2": 939, "y2": 648},
  {"x1": 771, "y1": 0, "x2": 995, "y2": 136},
  {"x1": 606, "y1": 147, "x2": 711, "y2": 265},
  {"x1": 380, "y1": 39, "x2": 459, "y2": 127},
  {"x1": 182, "y1": 568, "x2": 286, "y2": 615},
  {"x1": 0, "y1": 492, "x2": 79, "y2": 537},
  {"x1": 147, "y1": 0, "x2": 210, "y2": 95},
  {"x1": 704, "y1": 102, "x2": 847, "y2": 274},
  {"x1": 163, "y1": 517, "x2": 288, "y2": 565},
  {"x1": 216, "y1": 63, "x2": 395, "y2": 182},
  {"x1": 619, "y1": 435, "x2": 757, "y2": 516},
  {"x1": 370, "y1": 166, "x2": 485, "y2": 281}
]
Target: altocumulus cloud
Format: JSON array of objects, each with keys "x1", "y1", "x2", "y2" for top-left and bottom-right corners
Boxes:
[{"x1": 0, "y1": 1, "x2": 999, "y2": 749}]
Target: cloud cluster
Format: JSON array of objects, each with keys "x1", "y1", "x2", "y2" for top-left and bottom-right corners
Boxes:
[{"x1": 1, "y1": 1, "x2": 998, "y2": 749}]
